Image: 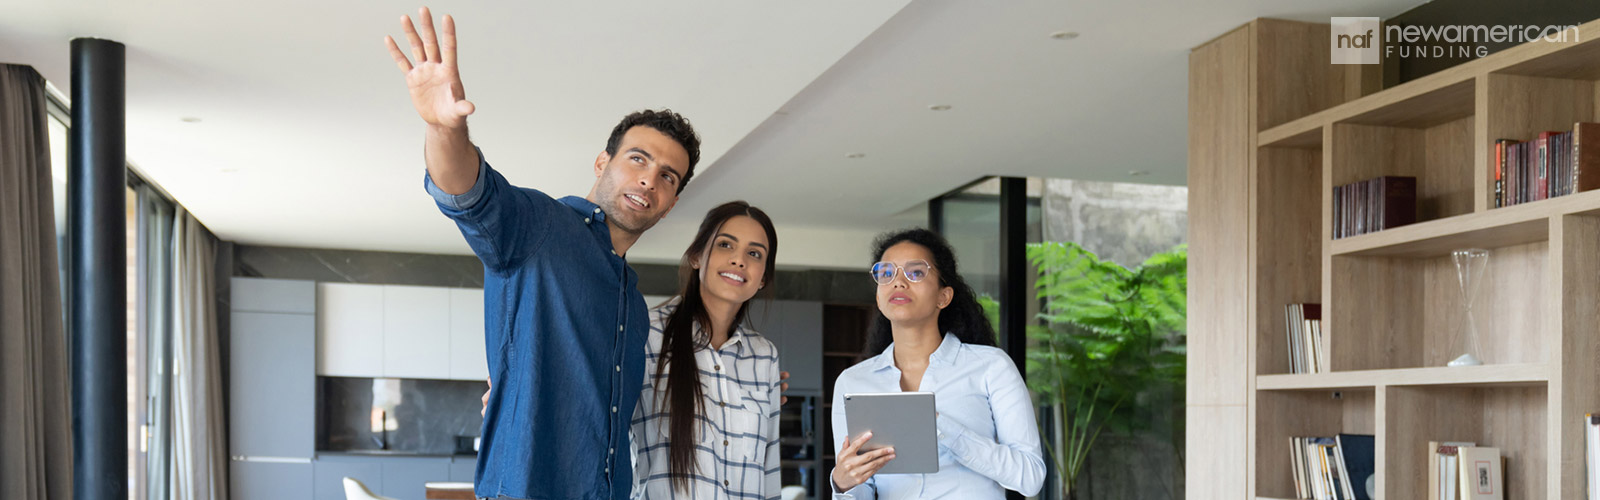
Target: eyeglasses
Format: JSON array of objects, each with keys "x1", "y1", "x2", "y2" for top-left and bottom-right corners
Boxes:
[{"x1": 869, "y1": 260, "x2": 933, "y2": 285}]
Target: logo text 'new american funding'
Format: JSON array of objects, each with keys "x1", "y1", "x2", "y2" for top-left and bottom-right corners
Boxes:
[{"x1": 1330, "y1": 17, "x2": 1581, "y2": 65}]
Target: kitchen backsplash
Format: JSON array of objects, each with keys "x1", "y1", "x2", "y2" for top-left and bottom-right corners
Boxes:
[{"x1": 317, "y1": 376, "x2": 487, "y2": 455}]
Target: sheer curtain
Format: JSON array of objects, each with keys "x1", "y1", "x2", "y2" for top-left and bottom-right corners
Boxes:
[
  {"x1": 0, "y1": 63, "x2": 74, "y2": 499},
  {"x1": 170, "y1": 206, "x2": 227, "y2": 499}
]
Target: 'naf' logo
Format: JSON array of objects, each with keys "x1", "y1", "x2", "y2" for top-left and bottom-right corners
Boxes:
[
  {"x1": 1331, "y1": 17, "x2": 1382, "y2": 65},
  {"x1": 1338, "y1": 29, "x2": 1375, "y2": 48}
]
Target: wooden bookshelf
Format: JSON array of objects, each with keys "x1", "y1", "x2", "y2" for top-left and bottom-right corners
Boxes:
[{"x1": 1190, "y1": 16, "x2": 1600, "y2": 500}]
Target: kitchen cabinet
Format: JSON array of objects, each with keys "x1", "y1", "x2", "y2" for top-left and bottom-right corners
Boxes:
[
  {"x1": 381, "y1": 456, "x2": 451, "y2": 500},
  {"x1": 231, "y1": 460, "x2": 312, "y2": 500},
  {"x1": 448, "y1": 288, "x2": 488, "y2": 381},
  {"x1": 230, "y1": 278, "x2": 318, "y2": 498},
  {"x1": 316, "y1": 283, "x2": 385, "y2": 378},
  {"x1": 383, "y1": 285, "x2": 452, "y2": 380},
  {"x1": 312, "y1": 455, "x2": 383, "y2": 500},
  {"x1": 318, "y1": 283, "x2": 488, "y2": 380}
]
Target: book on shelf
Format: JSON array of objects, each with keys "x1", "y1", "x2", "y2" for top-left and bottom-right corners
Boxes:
[
  {"x1": 1494, "y1": 140, "x2": 1505, "y2": 209},
  {"x1": 1337, "y1": 434, "x2": 1375, "y2": 500},
  {"x1": 1457, "y1": 446, "x2": 1503, "y2": 500},
  {"x1": 1284, "y1": 303, "x2": 1323, "y2": 374},
  {"x1": 1429, "y1": 441, "x2": 1475, "y2": 500},
  {"x1": 1290, "y1": 434, "x2": 1373, "y2": 500},
  {"x1": 1333, "y1": 176, "x2": 1415, "y2": 239},
  {"x1": 1587, "y1": 414, "x2": 1599, "y2": 500},
  {"x1": 1492, "y1": 122, "x2": 1600, "y2": 208}
]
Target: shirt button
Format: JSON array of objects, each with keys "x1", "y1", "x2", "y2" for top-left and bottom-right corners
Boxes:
[
  {"x1": 723, "y1": 440, "x2": 729, "y2": 446},
  {"x1": 719, "y1": 401, "x2": 726, "y2": 407},
  {"x1": 724, "y1": 480, "x2": 729, "y2": 487},
  {"x1": 612, "y1": 406, "x2": 618, "y2": 413},
  {"x1": 618, "y1": 325, "x2": 624, "y2": 332},
  {"x1": 604, "y1": 467, "x2": 610, "y2": 474},
  {"x1": 615, "y1": 365, "x2": 621, "y2": 372},
  {"x1": 714, "y1": 365, "x2": 721, "y2": 371},
  {"x1": 594, "y1": 208, "x2": 601, "y2": 214},
  {"x1": 609, "y1": 448, "x2": 615, "y2": 454},
  {"x1": 584, "y1": 217, "x2": 591, "y2": 224}
]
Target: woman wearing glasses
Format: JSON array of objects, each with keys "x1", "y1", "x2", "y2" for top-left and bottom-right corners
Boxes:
[{"x1": 828, "y1": 228, "x2": 1045, "y2": 499}]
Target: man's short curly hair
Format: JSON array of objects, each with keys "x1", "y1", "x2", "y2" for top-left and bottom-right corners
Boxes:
[{"x1": 604, "y1": 109, "x2": 702, "y2": 195}]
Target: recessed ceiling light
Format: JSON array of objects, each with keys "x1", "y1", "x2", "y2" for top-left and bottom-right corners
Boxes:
[
  {"x1": 180, "y1": 117, "x2": 202, "y2": 123},
  {"x1": 929, "y1": 104, "x2": 952, "y2": 111},
  {"x1": 1050, "y1": 31, "x2": 1079, "y2": 40},
  {"x1": 1129, "y1": 170, "x2": 1150, "y2": 177},
  {"x1": 846, "y1": 153, "x2": 866, "y2": 159}
]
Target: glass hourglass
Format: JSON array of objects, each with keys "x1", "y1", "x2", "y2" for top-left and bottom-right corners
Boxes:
[{"x1": 1447, "y1": 249, "x2": 1489, "y2": 367}]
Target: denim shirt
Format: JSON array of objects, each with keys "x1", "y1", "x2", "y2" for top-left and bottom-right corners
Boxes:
[
  {"x1": 426, "y1": 151, "x2": 650, "y2": 500},
  {"x1": 829, "y1": 333, "x2": 1046, "y2": 499}
]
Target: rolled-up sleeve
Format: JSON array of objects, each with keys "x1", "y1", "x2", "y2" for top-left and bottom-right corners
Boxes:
[{"x1": 424, "y1": 148, "x2": 490, "y2": 211}]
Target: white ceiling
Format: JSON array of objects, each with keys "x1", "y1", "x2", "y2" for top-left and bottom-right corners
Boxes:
[{"x1": 0, "y1": 0, "x2": 1424, "y2": 269}]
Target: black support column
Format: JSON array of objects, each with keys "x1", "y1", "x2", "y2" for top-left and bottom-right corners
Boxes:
[
  {"x1": 998, "y1": 177, "x2": 1027, "y2": 500},
  {"x1": 69, "y1": 37, "x2": 127, "y2": 500},
  {"x1": 997, "y1": 178, "x2": 1027, "y2": 375}
]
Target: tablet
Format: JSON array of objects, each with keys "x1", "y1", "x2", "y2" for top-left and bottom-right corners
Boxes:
[{"x1": 843, "y1": 392, "x2": 938, "y2": 474}]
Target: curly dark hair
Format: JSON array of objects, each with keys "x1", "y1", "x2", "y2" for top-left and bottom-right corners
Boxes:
[
  {"x1": 604, "y1": 109, "x2": 701, "y2": 195},
  {"x1": 863, "y1": 228, "x2": 996, "y2": 355}
]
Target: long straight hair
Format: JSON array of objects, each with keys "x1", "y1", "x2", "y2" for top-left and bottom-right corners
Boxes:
[
  {"x1": 863, "y1": 228, "x2": 996, "y2": 355},
  {"x1": 656, "y1": 201, "x2": 778, "y2": 493}
]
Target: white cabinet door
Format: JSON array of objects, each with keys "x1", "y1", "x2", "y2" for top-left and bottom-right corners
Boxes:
[
  {"x1": 383, "y1": 285, "x2": 452, "y2": 380},
  {"x1": 316, "y1": 283, "x2": 385, "y2": 377},
  {"x1": 449, "y1": 288, "x2": 488, "y2": 381}
]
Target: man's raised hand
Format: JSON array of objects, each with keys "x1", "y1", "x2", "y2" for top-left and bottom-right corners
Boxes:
[{"x1": 384, "y1": 7, "x2": 474, "y2": 130}]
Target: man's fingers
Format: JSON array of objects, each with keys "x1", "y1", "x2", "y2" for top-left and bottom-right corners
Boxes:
[
  {"x1": 417, "y1": 7, "x2": 442, "y2": 64},
  {"x1": 440, "y1": 14, "x2": 458, "y2": 67},
  {"x1": 454, "y1": 99, "x2": 475, "y2": 117},
  {"x1": 400, "y1": 14, "x2": 427, "y2": 63},
  {"x1": 384, "y1": 36, "x2": 413, "y2": 72}
]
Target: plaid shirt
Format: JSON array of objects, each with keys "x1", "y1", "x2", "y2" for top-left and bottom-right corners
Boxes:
[{"x1": 630, "y1": 299, "x2": 782, "y2": 500}]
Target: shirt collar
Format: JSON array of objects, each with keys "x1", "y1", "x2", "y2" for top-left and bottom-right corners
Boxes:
[
  {"x1": 559, "y1": 196, "x2": 606, "y2": 222},
  {"x1": 871, "y1": 332, "x2": 961, "y2": 372}
]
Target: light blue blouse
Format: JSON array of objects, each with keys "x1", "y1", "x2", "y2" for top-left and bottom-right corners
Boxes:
[{"x1": 829, "y1": 333, "x2": 1046, "y2": 499}]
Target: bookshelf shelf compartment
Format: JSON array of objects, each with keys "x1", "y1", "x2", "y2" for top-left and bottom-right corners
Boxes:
[
  {"x1": 1330, "y1": 240, "x2": 1550, "y2": 372},
  {"x1": 1254, "y1": 389, "x2": 1375, "y2": 500},
  {"x1": 1329, "y1": 118, "x2": 1476, "y2": 232},
  {"x1": 1256, "y1": 363, "x2": 1548, "y2": 391},
  {"x1": 1384, "y1": 385, "x2": 1547, "y2": 500}
]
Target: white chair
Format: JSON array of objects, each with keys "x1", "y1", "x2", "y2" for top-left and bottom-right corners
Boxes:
[
  {"x1": 780, "y1": 485, "x2": 807, "y2": 500},
  {"x1": 343, "y1": 477, "x2": 398, "y2": 500}
]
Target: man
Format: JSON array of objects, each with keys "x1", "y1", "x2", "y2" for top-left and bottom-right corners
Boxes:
[{"x1": 384, "y1": 8, "x2": 698, "y2": 500}]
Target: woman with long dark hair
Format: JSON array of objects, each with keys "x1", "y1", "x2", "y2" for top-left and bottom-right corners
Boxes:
[
  {"x1": 631, "y1": 200, "x2": 783, "y2": 499},
  {"x1": 828, "y1": 228, "x2": 1045, "y2": 499}
]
